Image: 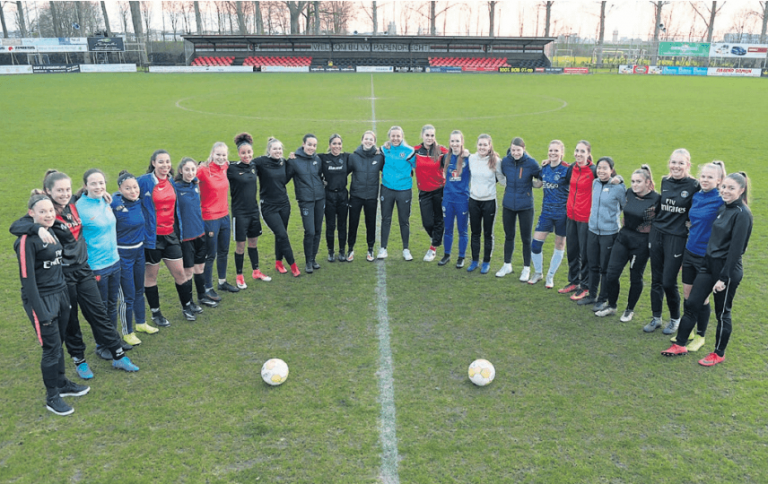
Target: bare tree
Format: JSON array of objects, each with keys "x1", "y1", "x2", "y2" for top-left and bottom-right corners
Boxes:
[
  {"x1": 759, "y1": 1, "x2": 768, "y2": 43},
  {"x1": 690, "y1": 1, "x2": 725, "y2": 43},
  {"x1": 16, "y1": 1, "x2": 27, "y2": 37},
  {"x1": 101, "y1": 1, "x2": 113, "y2": 36},
  {"x1": 49, "y1": 1, "x2": 62, "y2": 37},
  {"x1": 319, "y1": 1, "x2": 356, "y2": 34},
  {"x1": 166, "y1": 2, "x2": 181, "y2": 40},
  {"x1": 141, "y1": 1, "x2": 153, "y2": 43},
  {"x1": 235, "y1": 1, "x2": 247, "y2": 33},
  {"x1": 129, "y1": 2, "x2": 143, "y2": 38},
  {"x1": 488, "y1": 1, "x2": 496, "y2": 37},
  {"x1": 253, "y1": 1, "x2": 263, "y2": 34},
  {"x1": 596, "y1": 1, "x2": 606, "y2": 67},
  {"x1": 651, "y1": 2, "x2": 668, "y2": 65},
  {"x1": 119, "y1": 2, "x2": 130, "y2": 35},
  {"x1": 360, "y1": 1, "x2": 378, "y2": 34},
  {"x1": 544, "y1": 1, "x2": 554, "y2": 37},
  {"x1": 192, "y1": 1, "x2": 202, "y2": 33},
  {"x1": 284, "y1": 1, "x2": 308, "y2": 34},
  {"x1": 0, "y1": 2, "x2": 8, "y2": 38},
  {"x1": 430, "y1": 1, "x2": 436, "y2": 35}
]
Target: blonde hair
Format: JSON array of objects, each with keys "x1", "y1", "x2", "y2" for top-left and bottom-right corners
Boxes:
[
  {"x1": 549, "y1": 140, "x2": 565, "y2": 162},
  {"x1": 444, "y1": 130, "x2": 465, "y2": 178},
  {"x1": 265, "y1": 137, "x2": 283, "y2": 157},
  {"x1": 633, "y1": 164, "x2": 655, "y2": 191},
  {"x1": 668, "y1": 148, "x2": 692, "y2": 178},
  {"x1": 700, "y1": 160, "x2": 726, "y2": 184}
]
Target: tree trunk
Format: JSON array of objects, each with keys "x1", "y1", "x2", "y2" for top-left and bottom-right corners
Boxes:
[
  {"x1": 488, "y1": 1, "x2": 496, "y2": 38},
  {"x1": 544, "y1": 1, "x2": 553, "y2": 37},
  {"x1": 313, "y1": 1, "x2": 320, "y2": 34},
  {"x1": 16, "y1": 1, "x2": 27, "y2": 37},
  {"x1": 651, "y1": 1, "x2": 663, "y2": 66},
  {"x1": 129, "y1": 1, "x2": 147, "y2": 63},
  {"x1": 430, "y1": 1, "x2": 436, "y2": 35},
  {"x1": 101, "y1": 1, "x2": 113, "y2": 36},
  {"x1": 0, "y1": 3, "x2": 8, "y2": 38},
  {"x1": 286, "y1": 2, "x2": 307, "y2": 35},
  {"x1": 253, "y1": 1, "x2": 263, "y2": 34},
  {"x1": 596, "y1": 1, "x2": 606, "y2": 68},
  {"x1": 236, "y1": 1, "x2": 247, "y2": 34},
  {"x1": 49, "y1": 2, "x2": 61, "y2": 37},
  {"x1": 761, "y1": 2, "x2": 768, "y2": 44},
  {"x1": 372, "y1": 1, "x2": 377, "y2": 35},
  {"x1": 75, "y1": 1, "x2": 84, "y2": 32},
  {"x1": 706, "y1": 1, "x2": 716, "y2": 43},
  {"x1": 194, "y1": 1, "x2": 203, "y2": 34}
]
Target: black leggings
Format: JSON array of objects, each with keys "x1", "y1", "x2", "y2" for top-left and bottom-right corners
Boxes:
[
  {"x1": 566, "y1": 218, "x2": 590, "y2": 289},
  {"x1": 325, "y1": 190, "x2": 348, "y2": 254},
  {"x1": 649, "y1": 228, "x2": 687, "y2": 320},
  {"x1": 674, "y1": 256, "x2": 742, "y2": 357},
  {"x1": 299, "y1": 199, "x2": 325, "y2": 264},
  {"x1": 469, "y1": 198, "x2": 497, "y2": 263},
  {"x1": 348, "y1": 196, "x2": 377, "y2": 251},
  {"x1": 587, "y1": 231, "x2": 618, "y2": 302},
  {"x1": 603, "y1": 229, "x2": 650, "y2": 310},
  {"x1": 262, "y1": 203, "x2": 295, "y2": 266},
  {"x1": 419, "y1": 188, "x2": 444, "y2": 247},
  {"x1": 380, "y1": 185, "x2": 411, "y2": 250},
  {"x1": 22, "y1": 290, "x2": 70, "y2": 392},
  {"x1": 502, "y1": 207, "x2": 534, "y2": 265}
]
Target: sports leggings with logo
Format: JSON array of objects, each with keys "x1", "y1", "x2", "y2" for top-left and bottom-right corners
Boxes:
[
  {"x1": 649, "y1": 228, "x2": 687, "y2": 320},
  {"x1": 380, "y1": 185, "x2": 412, "y2": 250}
]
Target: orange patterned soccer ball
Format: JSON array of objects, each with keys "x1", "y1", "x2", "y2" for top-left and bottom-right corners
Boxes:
[
  {"x1": 261, "y1": 358, "x2": 289, "y2": 386},
  {"x1": 468, "y1": 359, "x2": 495, "y2": 386}
]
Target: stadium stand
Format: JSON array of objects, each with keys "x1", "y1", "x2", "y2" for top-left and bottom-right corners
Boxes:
[
  {"x1": 429, "y1": 57, "x2": 510, "y2": 68},
  {"x1": 243, "y1": 56, "x2": 312, "y2": 68},
  {"x1": 190, "y1": 56, "x2": 234, "y2": 66}
]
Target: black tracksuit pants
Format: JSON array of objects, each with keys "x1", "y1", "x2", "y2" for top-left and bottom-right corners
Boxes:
[
  {"x1": 603, "y1": 229, "x2": 650, "y2": 311},
  {"x1": 262, "y1": 202, "x2": 295, "y2": 266},
  {"x1": 299, "y1": 199, "x2": 325, "y2": 264},
  {"x1": 380, "y1": 186, "x2": 411, "y2": 250},
  {"x1": 502, "y1": 207, "x2": 534, "y2": 266},
  {"x1": 469, "y1": 198, "x2": 497, "y2": 263},
  {"x1": 587, "y1": 231, "x2": 618, "y2": 302},
  {"x1": 419, "y1": 188, "x2": 444, "y2": 248},
  {"x1": 566, "y1": 218, "x2": 590, "y2": 289},
  {"x1": 22, "y1": 291, "x2": 70, "y2": 392},
  {"x1": 649, "y1": 228, "x2": 687, "y2": 320},
  {"x1": 674, "y1": 256, "x2": 741, "y2": 356},
  {"x1": 325, "y1": 189, "x2": 348, "y2": 254},
  {"x1": 348, "y1": 196, "x2": 377, "y2": 252}
]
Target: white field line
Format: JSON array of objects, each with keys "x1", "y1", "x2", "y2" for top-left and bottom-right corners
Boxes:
[{"x1": 371, "y1": 74, "x2": 400, "y2": 484}]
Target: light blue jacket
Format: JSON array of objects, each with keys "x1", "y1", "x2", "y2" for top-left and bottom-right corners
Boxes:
[
  {"x1": 381, "y1": 143, "x2": 415, "y2": 191},
  {"x1": 76, "y1": 194, "x2": 120, "y2": 270},
  {"x1": 588, "y1": 179, "x2": 626, "y2": 235}
]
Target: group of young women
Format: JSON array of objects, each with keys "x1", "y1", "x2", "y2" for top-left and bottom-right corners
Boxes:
[{"x1": 14, "y1": 126, "x2": 753, "y2": 416}]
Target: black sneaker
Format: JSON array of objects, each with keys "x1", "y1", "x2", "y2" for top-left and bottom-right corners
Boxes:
[
  {"x1": 198, "y1": 295, "x2": 219, "y2": 308},
  {"x1": 188, "y1": 301, "x2": 204, "y2": 314},
  {"x1": 576, "y1": 296, "x2": 597, "y2": 306},
  {"x1": 152, "y1": 312, "x2": 171, "y2": 327},
  {"x1": 305, "y1": 263, "x2": 314, "y2": 274},
  {"x1": 455, "y1": 257, "x2": 465, "y2": 269},
  {"x1": 59, "y1": 380, "x2": 90, "y2": 397},
  {"x1": 312, "y1": 260, "x2": 321, "y2": 270},
  {"x1": 46, "y1": 394, "x2": 74, "y2": 416},
  {"x1": 338, "y1": 252, "x2": 347, "y2": 262},
  {"x1": 95, "y1": 345, "x2": 113, "y2": 360},
  {"x1": 437, "y1": 254, "x2": 451, "y2": 266},
  {"x1": 182, "y1": 303, "x2": 197, "y2": 321},
  {"x1": 218, "y1": 281, "x2": 240, "y2": 293},
  {"x1": 120, "y1": 341, "x2": 133, "y2": 352},
  {"x1": 204, "y1": 288, "x2": 222, "y2": 302},
  {"x1": 327, "y1": 252, "x2": 336, "y2": 262}
]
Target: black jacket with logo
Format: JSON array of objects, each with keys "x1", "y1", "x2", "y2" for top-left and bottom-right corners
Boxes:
[
  {"x1": 320, "y1": 152, "x2": 350, "y2": 193},
  {"x1": 654, "y1": 176, "x2": 700, "y2": 236},
  {"x1": 254, "y1": 156, "x2": 290, "y2": 208},
  {"x1": 348, "y1": 145, "x2": 384, "y2": 200},
  {"x1": 227, "y1": 161, "x2": 259, "y2": 215},
  {"x1": 286, "y1": 147, "x2": 325, "y2": 202},
  {"x1": 707, "y1": 198, "x2": 752, "y2": 283}
]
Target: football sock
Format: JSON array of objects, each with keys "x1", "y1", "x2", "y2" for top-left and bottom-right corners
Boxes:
[
  {"x1": 145, "y1": 285, "x2": 160, "y2": 311},
  {"x1": 234, "y1": 253, "x2": 244, "y2": 275},
  {"x1": 248, "y1": 247, "x2": 259, "y2": 270}
]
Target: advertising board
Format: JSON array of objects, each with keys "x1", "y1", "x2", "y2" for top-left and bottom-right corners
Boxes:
[
  {"x1": 150, "y1": 66, "x2": 254, "y2": 73},
  {"x1": 497, "y1": 66, "x2": 534, "y2": 73},
  {"x1": 80, "y1": 64, "x2": 137, "y2": 73},
  {"x1": 661, "y1": 66, "x2": 708, "y2": 76},
  {"x1": 706, "y1": 67, "x2": 762, "y2": 77},
  {"x1": 658, "y1": 42, "x2": 710, "y2": 57},
  {"x1": 619, "y1": 65, "x2": 662, "y2": 74},
  {"x1": 426, "y1": 66, "x2": 462, "y2": 73},
  {"x1": 709, "y1": 43, "x2": 768, "y2": 59},
  {"x1": 356, "y1": 66, "x2": 394, "y2": 73},
  {"x1": 563, "y1": 67, "x2": 589, "y2": 74},
  {"x1": 260, "y1": 66, "x2": 309, "y2": 73},
  {"x1": 32, "y1": 64, "x2": 80, "y2": 74},
  {"x1": 0, "y1": 65, "x2": 33, "y2": 74},
  {"x1": 88, "y1": 37, "x2": 125, "y2": 52}
]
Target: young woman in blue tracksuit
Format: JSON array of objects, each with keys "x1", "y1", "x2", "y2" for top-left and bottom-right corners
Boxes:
[
  {"x1": 347, "y1": 131, "x2": 384, "y2": 262},
  {"x1": 112, "y1": 171, "x2": 156, "y2": 348},
  {"x1": 671, "y1": 161, "x2": 725, "y2": 351},
  {"x1": 379, "y1": 126, "x2": 416, "y2": 261},
  {"x1": 530, "y1": 140, "x2": 569, "y2": 288},
  {"x1": 137, "y1": 150, "x2": 198, "y2": 325},
  {"x1": 497, "y1": 137, "x2": 542, "y2": 281},
  {"x1": 580, "y1": 157, "x2": 626, "y2": 309},
  {"x1": 76, "y1": 169, "x2": 124, "y2": 355},
  {"x1": 175, "y1": 158, "x2": 217, "y2": 309},
  {"x1": 438, "y1": 130, "x2": 471, "y2": 268}
]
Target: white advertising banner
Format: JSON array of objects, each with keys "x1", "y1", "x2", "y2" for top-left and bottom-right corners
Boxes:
[
  {"x1": 706, "y1": 67, "x2": 762, "y2": 77},
  {"x1": 709, "y1": 43, "x2": 768, "y2": 59},
  {"x1": 149, "y1": 66, "x2": 254, "y2": 73},
  {"x1": 80, "y1": 64, "x2": 137, "y2": 73},
  {"x1": 619, "y1": 65, "x2": 663, "y2": 74},
  {"x1": 0, "y1": 65, "x2": 33, "y2": 75},
  {"x1": 356, "y1": 66, "x2": 394, "y2": 73},
  {"x1": 260, "y1": 66, "x2": 309, "y2": 72}
]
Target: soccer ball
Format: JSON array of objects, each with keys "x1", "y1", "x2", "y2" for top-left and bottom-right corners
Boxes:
[
  {"x1": 468, "y1": 359, "x2": 495, "y2": 386},
  {"x1": 261, "y1": 358, "x2": 289, "y2": 386}
]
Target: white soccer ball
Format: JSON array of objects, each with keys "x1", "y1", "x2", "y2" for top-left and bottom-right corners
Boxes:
[
  {"x1": 261, "y1": 358, "x2": 289, "y2": 386},
  {"x1": 468, "y1": 359, "x2": 495, "y2": 386}
]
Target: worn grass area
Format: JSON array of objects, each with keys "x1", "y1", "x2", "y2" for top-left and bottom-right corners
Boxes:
[{"x1": 0, "y1": 72, "x2": 766, "y2": 483}]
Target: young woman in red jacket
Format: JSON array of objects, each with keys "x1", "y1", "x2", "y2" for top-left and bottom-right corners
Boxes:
[{"x1": 412, "y1": 124, "x2": 449, "y2": 262}]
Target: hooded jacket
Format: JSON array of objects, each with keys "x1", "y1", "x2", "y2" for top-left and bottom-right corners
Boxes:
[
  {"x1": 174, "y1": 178, "x2": 206, "y2": 241},
  {"x1": 286, "y1": 147, "x2": 325, "y2": 202},
  {"x1": 348, "y1": 144, "x2": 384, "y2": 200},
  {"x1": 588, "y1": 178, "x2": 626, "y2": 235},
  {"x1": 381, "y1": 142, "x2": 416, "y2": 191}
]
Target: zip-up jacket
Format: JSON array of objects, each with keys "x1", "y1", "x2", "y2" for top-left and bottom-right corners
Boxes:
[
  {"x1": 686, "y1": 189, "x2": 723, "y2": 257},
  {"x1": 10, "y1": 199, "x2": 88, "y2": 275},
  {"x1": 286, "y1": 147, "x2": 325, "y2": 202},
  {"x1": 565, "y1": 161, "x2": 597, "y2": 223},
  {"x1": 175, "y1": 179, "x2": 206, "y2": 241},
  {"x1": 320, "y1": 152, "x2": 350, "y2": 192},
  {"x1": 381, "y1": 143, "x2": 416, "y2": 191},
  {"x1": 111, "y1": 193, "x2": 145, "y2": 248},
  {"x1": 539, "y1": 162, "x2": 570, "y2": 216},
  {"x1": 254, "y1": 156, "x2": 290, "y2": 207},
  {"x1": 137, "y1": 172, "x2": 183, "y2": 249},
  {"x1": 654, "y1": 176, "x2": 700, "y2": 236},
  {"x1": 197, "y1": 161, "x2": 230, "y2": 221},
  {"x1": 500, "y1": 151, "x2": 541, "y2": 211},
  {"x1": 588, "y1": 179, "x2": 626, "y2": 235},
  {"x1": 468, "y1": 154, "x2": 505, "y2": 201},
  {"x1": 707, "y1": 198, "x2": 752, "y2": 283},
  {"x1": 75, "y1": 194, "x2": 119, "y2": 271},
  {"x1": 348, "y1": 145, "x2": 383, "y2": 200},
  {"x1": 442, "y1": 152, "x2": 471, "y2": 203},
  {"x1": 15, "y1": 232, "x2": 66, "y2": 324},
  {"x1": 413, "y1": 144, "x2": 449, "y2": 192},
  {"x1": 227, "y1": 161, "x2": 259, "y2": 216},
  {"x1": 621, "y1": 189, "x2": 660, "y2": 234}
]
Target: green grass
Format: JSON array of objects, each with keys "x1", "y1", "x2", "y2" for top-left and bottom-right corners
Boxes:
[{"x1": 0, "y1": 72, "x2": 766, "y2": 483}]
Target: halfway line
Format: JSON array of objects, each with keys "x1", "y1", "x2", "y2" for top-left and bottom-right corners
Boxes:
[{"x1": 372, "y1": 74, "x2": 400, "y2": 484}]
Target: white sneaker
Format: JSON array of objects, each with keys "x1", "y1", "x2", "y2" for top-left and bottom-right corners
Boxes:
[
  {"x1": 595, "y1": 306, "x2": 617, "y2": 317},
  {"x1": 423, "y1": 248, "x2": 436, "y2": 262},
  {"x1": 545, "y1": 274, "x2": 555, "y2": 288},
  {"x1": 495, "y1": 263, "x2": 513, "y2": 277},
  {"x1": 403, "y1": 249, "x2": 413, "y2": 261},
  {"x1": 620, "y1": 310, "x2": 634, "y2": 322},
  {"x1": 528, "y1": 272, "x2": 543, "y2": 285},
  {"x1": 377, "y1": 248, "x2": 388, "y2": 259},
  {"x1": 519, "y1": 266, "x2": 531, "y2": 282}
]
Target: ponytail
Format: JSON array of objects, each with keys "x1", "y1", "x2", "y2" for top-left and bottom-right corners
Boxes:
[
  {"x1": 726, "y1": 171, "x2": 750, "y2": 205},
  {"x1": 633, "y1": 164, "x2": 655, "y2": 191}
]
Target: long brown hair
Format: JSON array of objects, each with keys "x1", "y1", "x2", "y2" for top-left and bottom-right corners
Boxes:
[
  {"x1": 443, "y1": 130, "x2": 465, "y2": 178},
  {"x1": 477, "y1": 134, "x2": 498, "y2": 171}
]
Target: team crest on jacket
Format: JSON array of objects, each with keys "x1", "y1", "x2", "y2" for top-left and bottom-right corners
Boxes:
[{"x1": 681, "y1": 191, "x2": 689, "y2": 198}]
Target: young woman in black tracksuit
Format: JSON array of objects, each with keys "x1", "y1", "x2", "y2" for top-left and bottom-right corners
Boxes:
[
  {"x1": 287, "y1": 134, "x2": 326, "y2": 274},
  {"x1": 347, "y1": 130, "x2": 384, "y2": 262},
  {"x1": 320, "y1": 134, "x2": 351, "y2": 262},
  {"x1": 662, "y1": 172, "x2": 752, "y2": 366},
  {"x1": 15, "y1": 193, "x2": 89, "y2": 416},
  {"x1": 10, "y1": 171, "x2": 137, "y2": 378},
  {"x1": 644, "y1": 148, "x2": 700, "y2": 335},
  {"x1": 229, "y1": 133, "x2": 271, "y2": 290},
  {"x1": 254, "y1": 138, "x2": 300, "y2": 277}
]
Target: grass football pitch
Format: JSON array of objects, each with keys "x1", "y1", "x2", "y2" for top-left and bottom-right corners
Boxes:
[{"x1": 0, "y1": 72, "x2": 766, "y2": 483}]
